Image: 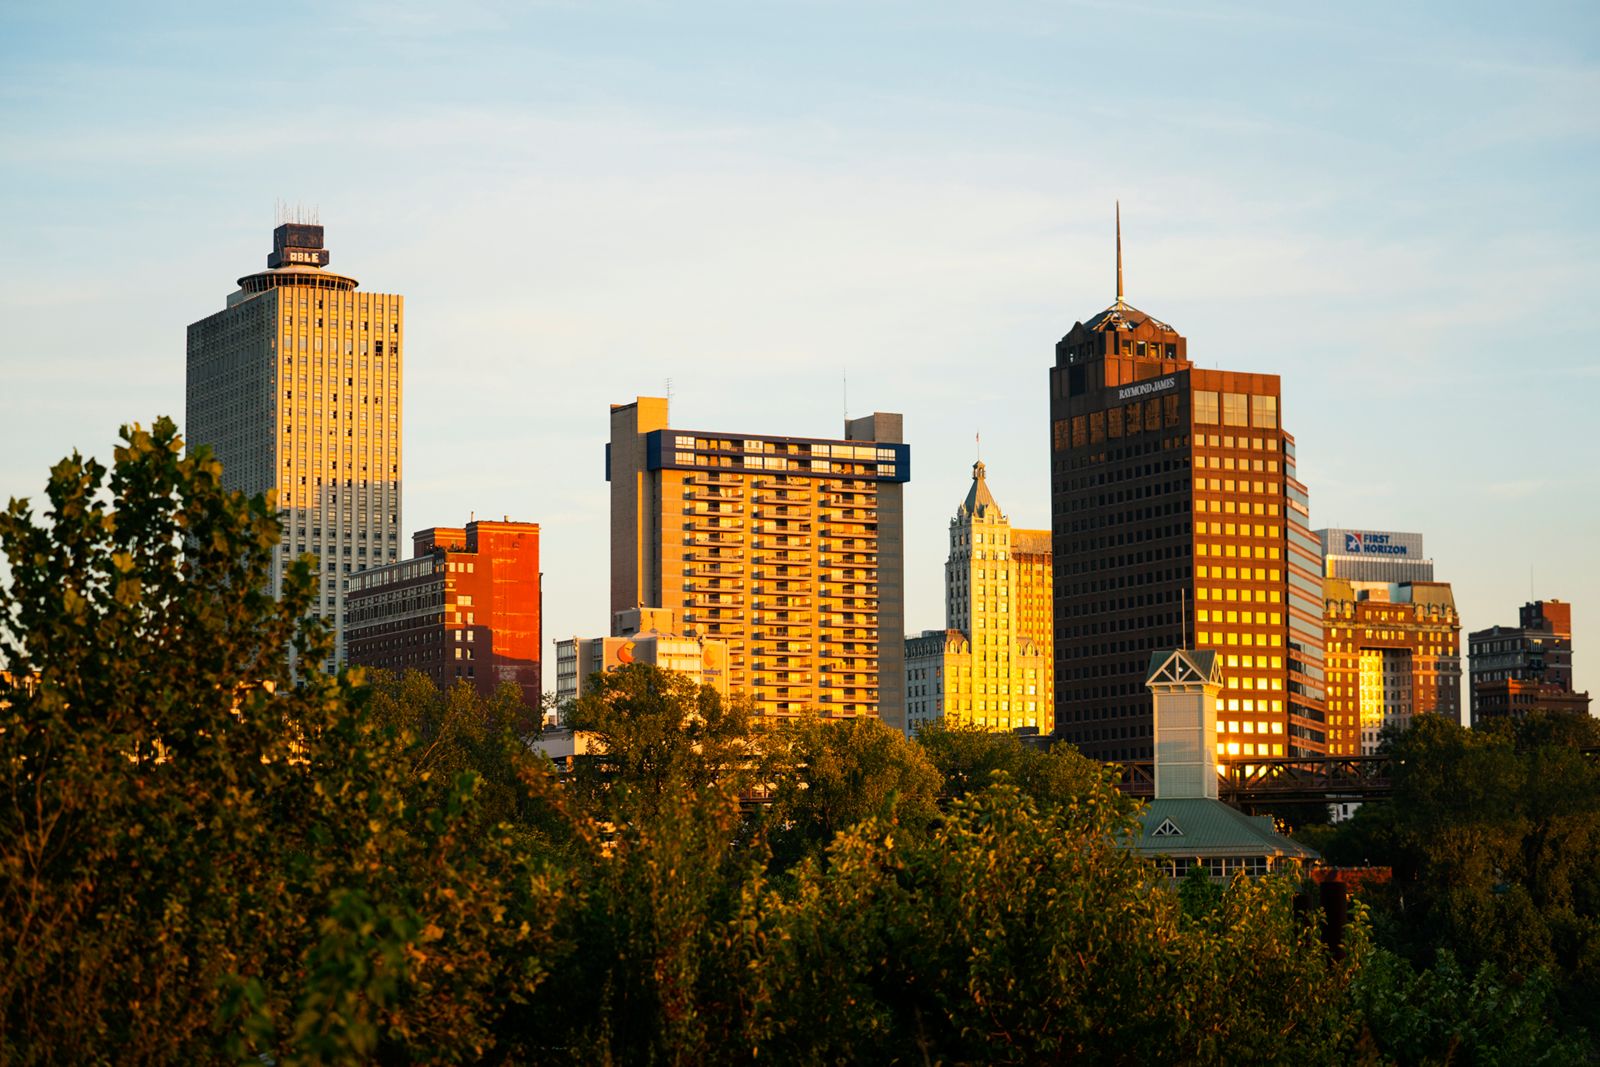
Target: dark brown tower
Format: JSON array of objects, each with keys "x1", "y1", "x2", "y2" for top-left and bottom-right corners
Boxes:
[{"x1": 1047, "y1": 210, "x2": 1327, "y2": 763}]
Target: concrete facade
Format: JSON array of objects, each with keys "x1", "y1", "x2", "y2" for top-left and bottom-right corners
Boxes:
[
  {"x1": 186, "y1": 222, "x2": 402, "y2": 664},
  {"x1": 1316, "y1": 528, "x2": 1434, "y2": 584}
]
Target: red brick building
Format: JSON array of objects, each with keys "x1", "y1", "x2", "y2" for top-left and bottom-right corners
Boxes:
[
  {"x1": 346, "y1": 520, "x2": 542, "y2": 708},
  {"x1": 1469, "y1": 600, "x2": 1590, "y2": 724}
]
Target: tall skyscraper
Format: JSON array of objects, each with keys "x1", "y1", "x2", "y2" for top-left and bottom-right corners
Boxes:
[
  {"x1": 608, "y1": 397, "x2": 908, "y2": 726},
  {"x1": 1469, "y1": 600, "x2": 1592, "y2": 723},
  {"x1": 905, "y1": 461, "x2": 1053, "y2": 733},
  {"x1": 1047, "y1": 211, "x2": 1326, "y2": 763},
  {"x1": 346, "y1": 520, "x2": 542, "y2": 708},
  {"x1": 186, "y1": 221, "x2": 403, "y2": 662}
]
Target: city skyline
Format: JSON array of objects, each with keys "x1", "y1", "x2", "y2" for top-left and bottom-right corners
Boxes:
[{"x1": 2, "y1": 2, "x2": 1596, "y2": 701}]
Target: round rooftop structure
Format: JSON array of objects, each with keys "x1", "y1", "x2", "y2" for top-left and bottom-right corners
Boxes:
[{"x1": 237, "y1": 265, "x2": 360, "y2": 294}]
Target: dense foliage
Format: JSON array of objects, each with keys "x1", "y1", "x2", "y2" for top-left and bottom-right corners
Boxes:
[
  {"x1": 1304, "y1": 712, "x2": 1600, "y2": 1063},
  {"x1": 0, "y1": 420, "x2": 1589, "y2": 1063}
]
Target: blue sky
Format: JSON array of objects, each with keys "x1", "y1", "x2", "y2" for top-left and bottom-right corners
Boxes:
[{"x1": 2, "y1": 1, "x2": 1597, "y2": 704}]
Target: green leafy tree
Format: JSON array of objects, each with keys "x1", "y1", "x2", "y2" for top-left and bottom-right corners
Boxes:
[
  {"x1": 917, "y1": 722, "x2": 1138, "y2": 824},
  {"x1": 0, "y1": 419, "x2": 566, "y2": 1063},
  {"x1": 763, "y1": 712, "x2": 943, "y2": 867},
  {"x1": 364, "y1": 667, "x2": 542, "y2": 825},
  {"x1": 1320, "y1": 713, "x2": 1600, "y2": 1050},
  {"x1": 748, "y1": 781, "x2": 1360, "y2": 1064},
  {"x1": 564, "y1": 662, "x2": 757, "y2": 821},
  {"x1": 1352, "y1": 947, "x2": 1588, "y2": 1066}
]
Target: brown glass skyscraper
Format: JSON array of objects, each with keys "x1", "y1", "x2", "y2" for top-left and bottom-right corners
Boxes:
[{"x1": 1048, "y1": 212, "x2": 1326, "y2": 762}]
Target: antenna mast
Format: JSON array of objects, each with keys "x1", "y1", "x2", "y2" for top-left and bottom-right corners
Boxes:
[{"x1": 1115, "y1": 200, "x2": 1125, "y2": 307}]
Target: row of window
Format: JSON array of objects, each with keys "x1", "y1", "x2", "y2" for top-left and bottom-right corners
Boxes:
[
  {"x1": 1193, "y1": 391, "x2": 1277, "y2": 429},
  {"x1": 281, "y1": 315, "x2": 400, "y2": 332}
]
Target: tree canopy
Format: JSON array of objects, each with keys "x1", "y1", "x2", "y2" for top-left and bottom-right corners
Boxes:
[{"x1": 3, "y1": 418, "x2": 1590, "y2": 1063}]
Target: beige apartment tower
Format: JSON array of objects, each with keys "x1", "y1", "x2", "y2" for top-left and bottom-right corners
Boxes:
[
  {"x1": 608, "y1": 397, "x2": 909, "y2": 727},
  {"x1": 187, "y1": 222, "x2": 402, "y2": 662},
  {"x1": 905, "y1": 462, "x2": 1054, "y2": 733}
]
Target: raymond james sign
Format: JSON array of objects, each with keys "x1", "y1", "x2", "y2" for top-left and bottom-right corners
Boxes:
[{"x1": 1117, "y1": 376, "x2": 1178, "y2": 401}]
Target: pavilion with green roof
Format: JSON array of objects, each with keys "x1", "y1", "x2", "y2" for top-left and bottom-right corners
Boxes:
[{"x1": 1129, "y1": 649, "x2": 1318, "y2": 881}]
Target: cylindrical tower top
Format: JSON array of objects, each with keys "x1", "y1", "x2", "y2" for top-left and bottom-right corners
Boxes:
[{"x1": 236, "y1": 222, "x2": 359, "y2": 293}]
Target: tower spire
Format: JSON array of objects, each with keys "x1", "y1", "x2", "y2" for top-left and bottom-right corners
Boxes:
[{"x1": 1115, "y1": 200, "x2": 1125, "y2": 308}]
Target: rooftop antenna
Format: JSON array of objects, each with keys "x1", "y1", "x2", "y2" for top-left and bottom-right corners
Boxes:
[
  {"x1": 666, "y1": 377, "x2": 673, "y2": 401},
  {"x1": 1115, "y1": 200, "x2": 1126, "y2": 309},
  {"x1": 843, "y1": 370, "x2": 849, "y2": 423},
  {"x1": 975, "y1": 431, "x2": 981, "y2": 463}
]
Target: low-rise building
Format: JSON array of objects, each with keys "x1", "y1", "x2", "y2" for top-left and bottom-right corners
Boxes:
[
  {"x1": 1469, "y1": 600, "x2": 1591, "y2": 724},
  {"x1": 555, "y1": 607, "x2": 730, "y2": 704},
  {"x1": 345, "y1": 520, "x2": 542, "y2": 708},
  {"x1": 1129, "y1": 648, "x2": 1317, "y2": 881},
  {"x1": 1323, "y1": 579, "x2": 1461, "y2": 754}
]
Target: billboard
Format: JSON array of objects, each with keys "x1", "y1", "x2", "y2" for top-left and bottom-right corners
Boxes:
[{"x1": 1317, "y1": 529, "x2": 1424, "y2": 560}]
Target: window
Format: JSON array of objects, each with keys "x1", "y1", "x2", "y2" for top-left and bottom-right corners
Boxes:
[
  {"x1": 1222, "y1": 393, "x2": 1248, "y2": 426},
  {"x1": 1194, "y1": 391, "x2": 1219, "y2": 424},
  {"x1": 1251, "y1": 394, "x2": 1278, "y2": 429}
]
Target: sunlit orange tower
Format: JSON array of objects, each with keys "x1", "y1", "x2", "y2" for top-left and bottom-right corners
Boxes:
[{"x1": 608, "y1": 397, "x2": 909, "y2": 727}]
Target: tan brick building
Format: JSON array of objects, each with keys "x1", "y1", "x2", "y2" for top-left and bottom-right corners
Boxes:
[
  {"x1": 1322, "y1": 578, "x2": 1460, "y2": 754},
  {"x1": 608, "y1": 397, "x2": 908, "y2": 726},
  {"x1": 186, "y1": 221, "x2": 402, "y2": 663},
  {"x1": 906, "y1": 462, "x2": 1053, "y2": 733}
]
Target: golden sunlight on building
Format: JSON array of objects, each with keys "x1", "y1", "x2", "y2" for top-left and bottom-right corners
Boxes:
[
  {"x1": 906, "y1": 461, "x2": 1053, "y2": 734},
  {"x1": 186, "y1": 220, "x2": 403, "y2": 666},
  {"x1": 608, "y1": 397, "x2": 908, "y2": 727}
]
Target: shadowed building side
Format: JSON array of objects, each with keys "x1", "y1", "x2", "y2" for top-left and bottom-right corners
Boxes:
[{"x1": 1469, "y1": 599, "x2": 1591, "y2": 723}]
